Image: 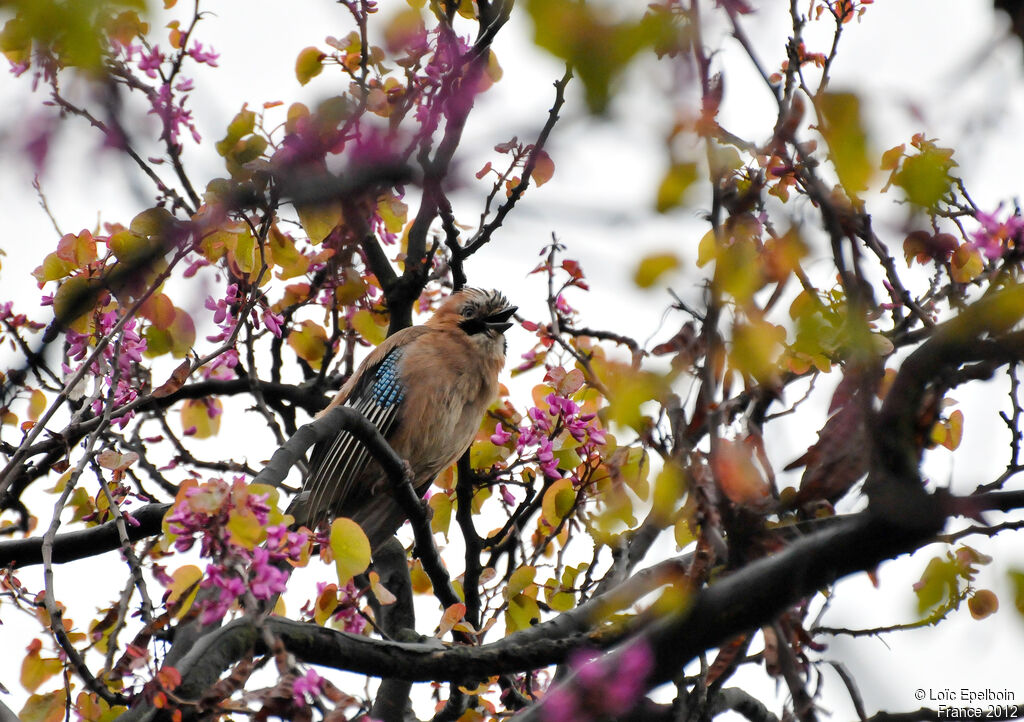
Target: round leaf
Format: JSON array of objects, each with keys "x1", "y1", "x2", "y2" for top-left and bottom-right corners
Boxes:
[{"x1": 330, "y1": 517, "x2": 371, "y2": 585}]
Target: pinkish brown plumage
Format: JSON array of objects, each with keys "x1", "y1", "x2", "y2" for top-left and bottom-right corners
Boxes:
[{"x1": 288, "y1": 288, "x2": 515, "y2": 549}]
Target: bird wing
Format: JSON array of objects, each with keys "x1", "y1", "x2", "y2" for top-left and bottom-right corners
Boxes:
[{"x1": 303, "y1": 345, "x2": 407, "y2": 526}]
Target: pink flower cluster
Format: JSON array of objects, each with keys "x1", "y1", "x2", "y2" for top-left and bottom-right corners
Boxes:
[
  {"x1": 150, "y1": 82, "x2": 202, "y2": 147},
  {"x1": 492, "y1": 391, "x2": 605, "y2": 483},
  {"x1": 116, "y1": 41, "x2": 211, "y2": 149},
  {"x1": 542, "y1": 641, "x2": 653, "y2": 722},
  {"x1": 205, "y1": 283, "x2": 241, "y2": 343},
  {"x1": 63, "y1": 311, "x2": 147, "y2": 428},
  {"x1": 402, "y1": 26, "x2": 475, "y2": 127},
  {"x1": 292, "y1": 668, "x2": 325, "y2": 706},
  {"x1": 166, "y1": 478, "x2": 307, "y2": 624},
  {"x1": 971, "y1": 208, "x2": 1024, "y2": 259}
]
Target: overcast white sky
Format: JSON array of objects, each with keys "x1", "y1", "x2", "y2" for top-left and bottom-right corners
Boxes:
[{"x1": 3, "y1": 0, "x2": 1024, "y2": 718}]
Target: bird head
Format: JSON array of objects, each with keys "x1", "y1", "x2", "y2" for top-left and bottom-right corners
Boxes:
[{"x1": 430, "y1": 288, "x2": 517, "y2": 354}]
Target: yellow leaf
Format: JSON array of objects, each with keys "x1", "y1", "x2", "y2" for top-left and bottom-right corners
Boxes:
[
  {"x1": 593, "y1": 358, "x2": 667, "y2": 432},
  {"x1": 296, "y1": 202, "x2": 343, "y2": 244},
  {"x1": 19, "y1": 690, "x2": 67, "y2": 722},
  {"x1": 730, "y1": 319, "x2": 785, "y2": 382},
  {"x1": 314, "y1": 584, "x2": 339, "y2": 626},
  {"x1": 652, "y1": 463, "x2": 685, "y2": 526},
  {"x1": 377, "y1": 193, "x2": 408, "y2": 234},
  {"x1": 634, "y1": 252, "x2": 681, "y2": 289},
  {"x1": 276, "y1": 106, "x2": 307, "y2": 143},
  {"x1": 330, "y1": 518, "x2": 371, "y2": 585},
  {"x1": 505, "y1": 595, "x2": 539, "y2": 634},
  {"x1": 932, "y1": 409, "x2": 964, "y2": 451},
  {"x1": 227, "y1": 507, "x2": 264, "y2": 550},
  {"x1": 180, "y1": 398, "x2": 222, "y2": 439},
  {"x1": 351, "y1": 308, "x2": 388, "y2": 346},
  {"x1": 696, "y1": 229, "x2": 718, "y2": 267},
  {"x1": 714, "y1": 234, "x2": 763, "y2": 304},
  {"x1": 287, "y1": 320, "x2": 329, "y2": 370},
  {"x1": 428, "y1": 492, "x2": 453, "y2": 540},
  {"x1": 410, "y1": 559, "x2": 432, "y2": 594},
  {"x1": 334, "y1": 268, "x2": 366, "y2": 305},
  {"x1": 674, "y1": 515, "x2": 695, "y2": 549},
  {"x1": 20, "y1": 641, "x2": 63, "y2": 693},
  {"x1": 31, "y1": 251, "x2": 76, "y2": 284},
  {"x1": 167, "y1": 565, "x2": 203, "y2": 619},
  {"x1": 542, "y1": 478, "x2": 575, "y2": 526},
  {"x1": 950, "y1": 244, "x2": 983, "y2": 284},
  {"x1": 27, "y1": 389, "x2": 46, "y2": 422},
  {"x1": 655, "y1": 162, "x2": 697, "y2": 212}
]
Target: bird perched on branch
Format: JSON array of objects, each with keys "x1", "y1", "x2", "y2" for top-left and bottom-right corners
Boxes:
[{"x1": 288, "y1": 288, "x2": 516, "y2": 550}]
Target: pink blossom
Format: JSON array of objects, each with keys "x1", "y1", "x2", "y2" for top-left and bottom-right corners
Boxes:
[
  {"x1": 262, "y1": 308, "x2": 284, "y2": 338},
  {"x1": 149, "y1": 83, "x2": 201, "y2": 146},
  {"x1": 490, "y1": 423, "x2": 512, "y2": 445},
  {"x1": 188, "y1": 42, "x2": 219, "y2": 66},
  {"x1": 971, "y1": 207, "x2": 1024, "y2": 259},
  {"x1": 138, "y1": 46, "x2": 164, "y2": 78},
  {"x1": 603, "y1": 641, "x2": 653, "y2": 714},
  {"x1": 205, "y1": 348, "x2": 240, "y2": 380},
  {"x1": 292, "y1": 669, "x2": 325, "y2": 706},
  {"x1": 249, "y1": 548, "x2": 289, "y2": 599},
  {"x1": 183, "y1": 257, "x2": 210, "y2": 278}
]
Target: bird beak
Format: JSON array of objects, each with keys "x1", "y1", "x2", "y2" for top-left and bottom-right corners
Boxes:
[{"x1": 484, "y1": 306, "x2": 517, "y2": 333}]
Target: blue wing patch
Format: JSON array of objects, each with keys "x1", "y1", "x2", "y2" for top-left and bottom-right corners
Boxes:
[
  {"x1": 370, "y1": 349, "x2": 406, "y2": 406},
  {"x1": 300, "y1": 346, "x2": 407, "y2": 527}
]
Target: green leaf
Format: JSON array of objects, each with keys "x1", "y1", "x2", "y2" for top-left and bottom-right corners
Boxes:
[
  {"x1": 295, "y1": 46, "x2": 325, "y2": 85},
  {"x1": 914, "y1": 556, "x2": 959, "y2": 616},
  {"x1": 1008, "y1": 570, "x2": 1024, "y2": 616},
  {"x1": 526, "y1": 0, "x2": 673, "y2": 113},
  {"x1": 505, "y1": 565, "x2": 536, "y2": 600},
  {"x1": 819, "y1": 92, "x2": 871, "y2": 195},
  {"x1": 216, "y1": 108, "x2": 257, "y2": 157},
  {"x1": 894, "y1": 147, "x2": 954, "y2": 209}
]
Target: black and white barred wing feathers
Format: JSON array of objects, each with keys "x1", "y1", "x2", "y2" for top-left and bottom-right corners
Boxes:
[{"x1": 301, "y1": 346, "x2": 406, "y2": 526}]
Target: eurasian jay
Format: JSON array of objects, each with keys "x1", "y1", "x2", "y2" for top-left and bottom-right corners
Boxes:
[{"x1": 289, "y1": 288, "x2": 516, "y2": 550}]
